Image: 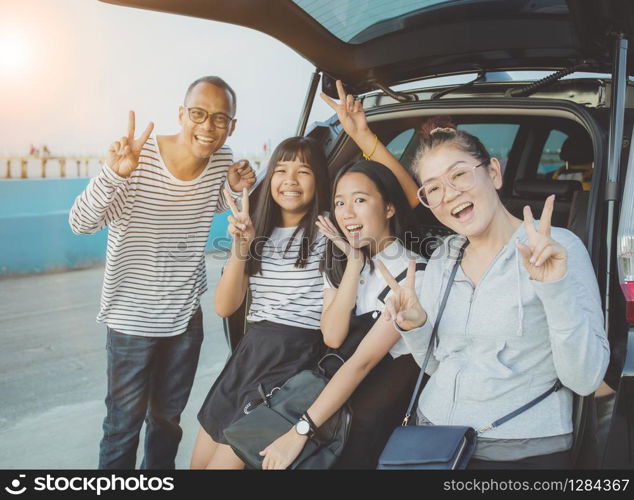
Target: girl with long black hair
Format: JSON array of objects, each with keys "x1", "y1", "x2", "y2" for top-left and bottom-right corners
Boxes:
[
  {"x1": 316, "y1": 160, "x2": 426, "y2": 468},
  {"x1": 191, "y1": 136, "x2": 330, "y2": 469}
]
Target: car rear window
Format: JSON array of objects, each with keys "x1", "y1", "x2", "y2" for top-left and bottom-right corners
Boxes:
[{"x1": 292, "y1": 0, "x2": 451, "y2": 43}]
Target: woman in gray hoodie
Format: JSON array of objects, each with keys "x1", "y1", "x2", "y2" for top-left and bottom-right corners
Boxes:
[
  {"x1": 259, "y1": 102, "x2": 609, "y2": 470},
  {"x1": 379, "y1": 120, "x2": 610, "y2": 468}
]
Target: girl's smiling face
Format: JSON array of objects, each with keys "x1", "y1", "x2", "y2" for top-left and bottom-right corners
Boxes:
[
  {"x1": 270, "y1": 157, "x2": 316, "y2": 220},
  {"x1": 333, "y1": 172, "x2": 395, "y2": 253}
]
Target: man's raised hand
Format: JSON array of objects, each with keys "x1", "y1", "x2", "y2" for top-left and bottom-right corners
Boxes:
[
  {"x1": 106, "y1": 111, "x2": 154, "y2": 178},
  {"x1": 516, "y1": 194, "x2": 567, "y2": 282},
  {"x1": 227, "y1": 159, "x2": 256, "y2": 192},
  {"x1": 376, "y1": 258, "x2": 427, "y2": 331}
]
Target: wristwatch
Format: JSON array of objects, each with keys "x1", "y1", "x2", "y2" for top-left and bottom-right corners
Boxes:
[{"x1": 294, "y1": 414, "x2": 316, "y2": 438}]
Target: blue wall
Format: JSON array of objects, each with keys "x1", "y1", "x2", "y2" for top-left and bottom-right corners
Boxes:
[{"x1": 0, "y1": 179, "x2": 230, "y2": 277}]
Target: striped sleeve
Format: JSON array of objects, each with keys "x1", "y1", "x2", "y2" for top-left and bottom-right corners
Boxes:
[
  {"x1": 69, "y1": 163, "x2": 129, "y2": 234},
  {"x1": 213, "y1": 147, "x2": 234, "y2": 214}
]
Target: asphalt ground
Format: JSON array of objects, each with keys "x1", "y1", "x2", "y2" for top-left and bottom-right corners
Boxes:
[{"x1": 0, "y1": 252, "x2": 231, "y2": 469}]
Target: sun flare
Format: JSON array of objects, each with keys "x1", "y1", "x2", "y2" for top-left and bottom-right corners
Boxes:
[{"x1": 0, "y1": 33, "x2": 30, "y2": 74}]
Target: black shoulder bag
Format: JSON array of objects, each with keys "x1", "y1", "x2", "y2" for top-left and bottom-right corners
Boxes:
[{"x1": 223, "y1": 353, "x2": 352, "y2": 469}]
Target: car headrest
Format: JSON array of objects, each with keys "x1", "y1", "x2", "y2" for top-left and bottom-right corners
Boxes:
[
  {"x1": 514, "y1": 179, "x2": 583, "y2": 200},
  {"x1": 560, "y1": 134, "x2": 594, "y2": 164}
]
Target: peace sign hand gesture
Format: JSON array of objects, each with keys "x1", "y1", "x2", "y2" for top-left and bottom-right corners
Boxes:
[
  {"x1": 225, "y1": 188, "x2": 255, "y2": 252},
  {"x1": 315, "y1": 215, "x2": 366, "y2": 263},
  {"x1": 106, "y1": 111, "x2": 154, "y2": 178},
  {"x1": 376, "y1": 258, "x2": 427, "y2": 332},
  {"x1": 516, "y1": 194, "x2": 567, "y2": 282},
  {"x1": 320, "y1": 79, "x2": 369, "y2": 140}
]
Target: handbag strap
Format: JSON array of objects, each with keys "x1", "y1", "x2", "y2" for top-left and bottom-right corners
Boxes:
[
  {"x1": 377, "y1": 262, "x2": 427, "y2": 304},
  {"x1": 478, "y1": 379, "x2": 563, "y2": 434},
  {"x1": 400, "y1": 241, "x2": 564, "y2": 432},
  {"x1": 401, "y1": 243, "x2": 465, "y2": 426}
]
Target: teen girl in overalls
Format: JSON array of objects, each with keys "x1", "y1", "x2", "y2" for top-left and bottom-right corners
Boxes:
[{"x1": 317, "y1": 160, "x2": 426, "y2": 468}]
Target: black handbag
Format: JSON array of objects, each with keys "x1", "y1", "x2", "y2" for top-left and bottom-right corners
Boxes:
[
  {"x1": 223, "y1": 354, "x2": 352, "y2": 469},
  {"x1": 378, "y1": 243, "x2": 563, "y2": 470}
]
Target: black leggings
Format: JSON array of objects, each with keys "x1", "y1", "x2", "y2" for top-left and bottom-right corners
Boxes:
[
  {"x1": 468, "y1": 450, "x2": 573, "y2": 469},
  {"x1": 334, "y1": 354, "x2": 420, "y2": 469}
]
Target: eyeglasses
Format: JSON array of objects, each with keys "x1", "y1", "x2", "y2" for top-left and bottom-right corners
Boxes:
[
  {"x1": 185, "y1": 107, "x2": 234, "y2": 129},
  {"x1": 417, "y1": 161, "x2": 488, "y2": 208}
]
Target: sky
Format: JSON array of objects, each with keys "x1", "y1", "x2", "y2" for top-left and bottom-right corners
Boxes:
[{"x1": 0, "y1": 0, "x2": 333, "y2": 158}]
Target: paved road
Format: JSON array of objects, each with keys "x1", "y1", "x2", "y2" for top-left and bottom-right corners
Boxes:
[{"x1": 0, "y1": 252, "x2": 231, "y2": 469}]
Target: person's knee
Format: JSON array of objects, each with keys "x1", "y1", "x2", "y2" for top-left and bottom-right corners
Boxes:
[
  {"x1": 190, "y1": 453, "x2": 209, "y2": 470},
  {"x1": 103, "y1": 396, "x2": 147, "y2": 438},
  {"x1": 205, "y1": 444, "x2": 245, "y2": 470},
  {"x1": 190, "y1": 427, "x2": 219, "y2": 469}
]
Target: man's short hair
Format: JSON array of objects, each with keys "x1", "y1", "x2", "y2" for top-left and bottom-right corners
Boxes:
[{"x1": 184, "y1": 76, "x2": 237, "y2": 116}]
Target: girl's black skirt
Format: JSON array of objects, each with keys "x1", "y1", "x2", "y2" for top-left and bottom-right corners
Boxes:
[{"x1": 197, "y1": 320, "x2": 323, "y2": 444}]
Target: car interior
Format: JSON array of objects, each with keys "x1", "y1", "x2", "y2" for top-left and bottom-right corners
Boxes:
[{"x1": 318, "y1": 113, "x2": 600, "y2": 256}]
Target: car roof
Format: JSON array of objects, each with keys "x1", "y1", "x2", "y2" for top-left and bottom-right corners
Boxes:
[{"x1": 101, "y1": 0, "x2": 634, "y2": 95}]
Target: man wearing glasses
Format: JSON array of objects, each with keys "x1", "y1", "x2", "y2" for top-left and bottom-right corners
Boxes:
[{"x1": 69, "y1": 76, "x2": 256, "y2": 469}]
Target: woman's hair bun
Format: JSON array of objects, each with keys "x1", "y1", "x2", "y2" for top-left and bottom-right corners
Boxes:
[{"x1": 420, "y1": 116, "x2": 456, "y2": 141}]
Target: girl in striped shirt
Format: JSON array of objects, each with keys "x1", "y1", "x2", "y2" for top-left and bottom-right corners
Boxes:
[{"x1": 191, "y1": 136, "x2": 330, "y2": 469}]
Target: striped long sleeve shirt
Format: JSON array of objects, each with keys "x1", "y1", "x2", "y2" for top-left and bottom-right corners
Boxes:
[{"x1": 69, "y1": 136, "x2": 234, "y2": 336}]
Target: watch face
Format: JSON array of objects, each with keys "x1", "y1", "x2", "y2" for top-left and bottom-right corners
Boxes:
[{"x1": 296, "y1": 419, "x2": 311, "y2": 435}]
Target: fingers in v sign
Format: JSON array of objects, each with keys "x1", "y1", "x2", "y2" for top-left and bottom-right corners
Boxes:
[
  {"x1": 516, "y1": 194, "x2": 567, "y2": 283},
  {"x1": 108, "y1": 110, "x2": 154, "y2": 178},
  {"x1": 224, "y1": 188, "x2": 254, "y2": 246},
  {"x1": 375, "y1": 258, "x2": 426, "y2": 331},
  {"x1": 315, "y1": 214, "x2": 353, "y2": 256},
  {"x1": 319, "y1": 80, "x2": 369, "y2": 140}
]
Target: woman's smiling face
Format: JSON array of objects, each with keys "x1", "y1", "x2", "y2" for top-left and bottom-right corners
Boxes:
[
  {"x1": 416, "y1": 144, "x2": 503, "y2": 237},
  {"x1": 333, "y1": 172, "x2": 394, "y2": 252}
]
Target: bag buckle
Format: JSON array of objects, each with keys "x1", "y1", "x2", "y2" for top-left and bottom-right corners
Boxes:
[
  {"x1": 243, "y1": 401, "x2": 255, "y2": 414},
  {"x1": 402, "y1": 414, "x2": 411, "y2": 426},
  {"x1": 478, "y1": 424, "x2": 493, "y2": 434},
  {"x1": 243, "y1": 387, "x2": 280, "y2": 414}
]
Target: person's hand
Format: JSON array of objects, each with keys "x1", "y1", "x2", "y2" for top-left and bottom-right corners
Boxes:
[
  {"x1": 315, "y1": 215, "x2": 366, "y2": 263},
  {"x1": 376, "y1": 258, "x2": 427, "y2": 331},
  {"x1": 320, "y1": 80, "x2": 370, "y2": 140},
  {"x1": 106, "y1": 111, "x2": 154, "y2": 178},
  {"x1": 516, "y1": 194, "x2": 567, "y2": 282},
  {"x1": 225, "y1": 188, "x2": 255, "y2": 252},
  {"x1": 259, "y1": 428, "x2": 308, "y2": 470},
  {"x1": 227, "y1": 159, "x2": 256, "y2": 192}
]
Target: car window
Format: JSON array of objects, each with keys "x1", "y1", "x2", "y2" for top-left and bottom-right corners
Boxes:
[
  {"x1": 537, "y1": 130, "x2": 568, "y2": 177},
  {"x1": 293, "y1": 0, "x2": 450, "y2": 43},
  {"x1": 384, "y1": 124, "x2": 519, "y2": 174},
  {"x1": 385, "y1": 129, "x2": 416, "y2": 161},
  {"x1": 458, "y1": 124, "x2": 519, "y2": 175},
  {"x1": 534, "y1": 129, "x2": 594, "y2": 190}
]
